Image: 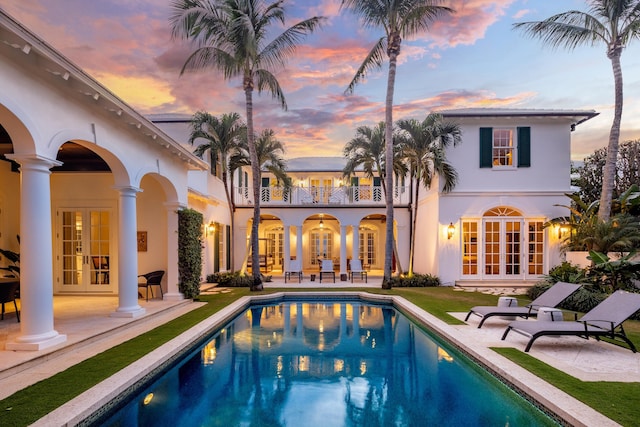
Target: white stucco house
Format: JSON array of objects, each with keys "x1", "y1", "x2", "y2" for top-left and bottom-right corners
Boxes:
[{"x1": 0, "y1": 9, "x2": 597, "y2": 351}]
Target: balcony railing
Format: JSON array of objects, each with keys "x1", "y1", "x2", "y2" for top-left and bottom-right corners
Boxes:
[{"x1": 235, "y1": 185, "x2": 410, "y2": 206}]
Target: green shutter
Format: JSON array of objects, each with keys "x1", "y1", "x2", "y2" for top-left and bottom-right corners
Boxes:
[
  {"x1": 479, "y1": 127, "x2": 493, "y2": 168},
  {"x1": 214, "y1": 224, "x2": 220, "y2": 272},
  {"x1": 517, "y1": 127, "x2": 531, "y2": 167},
  {"x1": 226, "y1": 225, "x2": 231, "y2": 271}
]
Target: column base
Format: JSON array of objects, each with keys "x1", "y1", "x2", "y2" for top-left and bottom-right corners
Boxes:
[
  {"x1": 162, "y1": 292, "x2": 185, "y2": 301},
  {"x1": 110, "y1": 306, "x2": 146, "y2": 318},
  {"x1": 6, "y1": 331, "x2": 67, "y2": 351}
]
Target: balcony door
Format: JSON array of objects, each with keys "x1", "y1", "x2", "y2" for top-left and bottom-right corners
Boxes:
[{"x1": 56, "y1": 208, "x2": 114, "y2": 293}]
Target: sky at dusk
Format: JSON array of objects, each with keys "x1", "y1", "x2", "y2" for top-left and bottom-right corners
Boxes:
[{"x1": 2, "y1": 0, "x2": 640, "y2": 161}]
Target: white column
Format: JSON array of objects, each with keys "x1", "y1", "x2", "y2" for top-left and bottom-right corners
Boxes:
[
  {"x1": 163, "y1": 203, "x2": 184, "y2": 300},
  {"x1": 352, "y1": 225, "x2": 360, "y2": 262},
  {"x1": 112, "y1": 186, "x2": 145, "y2": 318},
  {"x1": 6, "y1": 155, "x2": 67, "y2": 351},
  {"x1": 283, "y1": 224, "x2": 291, "y2": 273},
  {"x1": 296, "y1": 225, "x2": 303, "y2": 265},
  {"x1": 340, "y1": 225, "x2": 347, "y2": 276}
]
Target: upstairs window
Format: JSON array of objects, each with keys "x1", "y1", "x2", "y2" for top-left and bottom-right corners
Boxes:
[
  {"x1": 480, "y1": 127, "x2": 530, "y2": 168},
  {"x1": 493, "y1": 129, "x2": 513, "y2": 167}
]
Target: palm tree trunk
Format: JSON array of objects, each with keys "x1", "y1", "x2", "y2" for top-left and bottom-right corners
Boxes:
[
  {"x1": 408, "y1": 170, "x2": 421, "y2": 276},
  {"x1": 245, "y1": 84, "x2": 263, "y2": 289},
  {"x1": 221, "y1": 154, "x2": 235, "y2": 270},
  {"x1": 382, "y1": 48, "x2": 398, "y2": 287},
  {"x1": 598, "y1": 51, "x2": 624, "y2": 222}
]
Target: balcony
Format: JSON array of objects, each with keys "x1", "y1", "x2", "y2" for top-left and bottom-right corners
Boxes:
[{"x1": 234, "y1": 185, "x2": 410, "y2": 206}]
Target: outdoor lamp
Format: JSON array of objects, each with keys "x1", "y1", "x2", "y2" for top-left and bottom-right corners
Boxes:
[
  {"x1": 447, "y1": 222, "x2": 455, "y2": 240},
  {"x1": 207, "y1": 221, "x2": 215, "y2": 236}
]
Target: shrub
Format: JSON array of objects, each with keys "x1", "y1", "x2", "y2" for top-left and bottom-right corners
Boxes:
[
  {"x1": 386, "y1": 273, "x2": 441, "y2": 288},
  {"x1": 178, "y1": 208, "x2": 203, "y2": 299},
  {"x1": 207, "y1": 271, "x2": 253, "y2": 287}
]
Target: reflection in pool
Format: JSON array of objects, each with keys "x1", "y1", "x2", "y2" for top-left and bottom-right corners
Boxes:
[{"x1": 97, "y1": 300, "x2": 558, "y2": 426}]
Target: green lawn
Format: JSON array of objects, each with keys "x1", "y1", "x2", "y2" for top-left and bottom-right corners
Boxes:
[{"x1": 0, "y1": 286, "x2": 638, "y2": 426}]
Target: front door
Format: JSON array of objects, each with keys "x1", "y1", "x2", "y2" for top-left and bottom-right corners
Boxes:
[{"x1": 57, "y1": 208, "x2": 114, "y2": 293}]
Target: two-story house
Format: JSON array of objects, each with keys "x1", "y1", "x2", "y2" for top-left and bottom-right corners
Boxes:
[{"x1": 416, "y1": 109, "x2": 597, "y2": 286}]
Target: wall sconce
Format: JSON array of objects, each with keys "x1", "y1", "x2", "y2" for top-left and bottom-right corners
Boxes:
[
  {"x1": 319, "y1": 215, "x2": 324, "y2": 228},
  {"x1": 206, "y1": 221, "x2": 216, "y2": 236},
  {"x1": 447, "y1": 222, "x2": 455, "y2": 240},
  {"x1": 558, "y1": 224, "x2": 570, "y2": 239}
]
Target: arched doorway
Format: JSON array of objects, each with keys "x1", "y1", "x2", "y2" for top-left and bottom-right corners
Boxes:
[{"x1": 461, "y1": 206, "x2": 545, "y2": 279}]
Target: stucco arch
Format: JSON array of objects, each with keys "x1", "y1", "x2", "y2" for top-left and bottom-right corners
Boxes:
[
  {"x1": 138, "y1": 172, "x2": 180, "y2": 206},
  {"x1": 0, "y1": 101, "x2": 38, "y2": 154},
  {"x1": 48, "y1": 130, "x2": 131, "y2": 187}
]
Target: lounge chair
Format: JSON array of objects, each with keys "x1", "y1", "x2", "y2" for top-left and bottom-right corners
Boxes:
[
  {"x1": 501, "y1": 290, "x2": 640, "y2": 352},
  {"x1": 464, "y1": 281, "x2": 581, "y2": 328},
  {"x1": 284, "y1": 259, "x2": 303, "y2": 283},
  {"x1": 319, "y1": 259, "x2": 335, "y2": 283},
  {"x1": 349, "y1": 259, "x2": 367, "y2": 283}
]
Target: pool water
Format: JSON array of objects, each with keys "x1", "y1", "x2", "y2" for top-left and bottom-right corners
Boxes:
[{"x1": 96, "y1": 300, "x2": 558, "y2": 426}]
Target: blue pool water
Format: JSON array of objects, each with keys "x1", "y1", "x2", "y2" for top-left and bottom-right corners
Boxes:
[{"x1": 95, "y1": 299, "x2": 558, "y2": 426}]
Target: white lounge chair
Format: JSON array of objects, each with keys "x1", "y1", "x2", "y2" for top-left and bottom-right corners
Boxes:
[
  {"x1": 319, "y1": 259, "x2": 335, "y2": 283},
  {"x1": 349, "y1": 259, "x2": 367, "y2": 283},
  {"x1": 284, "y1": 259, "x2": 303, "y2": 283}
]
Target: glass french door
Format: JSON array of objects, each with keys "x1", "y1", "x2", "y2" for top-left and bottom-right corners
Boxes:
[
  {"x1": 57, "y1": 208, "x2": 114, "y2": 293},
  {"x1": 483, "y1": 219, "x2": 522, "y2": 278},
  {"x1": 310, "y1": 230, "x2": 333, "y2": 266},
  {"x1": 359, "y1": 229, "x2": 377, "y2": 268}
]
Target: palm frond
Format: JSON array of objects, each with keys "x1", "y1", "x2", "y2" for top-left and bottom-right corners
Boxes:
[{"x1": 345, "y1": 37, "x2": 386, "y2": 94}]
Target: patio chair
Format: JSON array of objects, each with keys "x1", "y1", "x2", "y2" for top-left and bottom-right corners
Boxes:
[
  {"x1": 465, "y1": 281, "x2": 581, "y2": 328},
  {"x1": 285, "y1": 259, "x2": 303, "y2": 283},
  {"x1": 0, "y1": 280, "x2": 20, "y2": 322},
  {"x1": 319, "y1": 259, "x2": 335, "y2": 283},
  {"x1": 138, "y1": 270, "x2": 165, "y2": 301},
  {"x1": 349, "y1": 259, "x2": 367, "y2": 283},
  {"x1": 501, "y1": 290, "x2": 640, "y2": 353}
]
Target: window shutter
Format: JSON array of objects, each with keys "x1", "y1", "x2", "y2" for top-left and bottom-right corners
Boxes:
[
  {"x1": 517, "y1": 127, "x2": 531, "y2": 167},
  {"x1": 479, "y1": 127, "x2": 493, "y2": 168}
]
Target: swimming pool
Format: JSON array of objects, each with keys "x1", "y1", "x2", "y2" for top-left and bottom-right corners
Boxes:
[{"x1": 92, "y1": 297, "x2": 558, "y2": 426}]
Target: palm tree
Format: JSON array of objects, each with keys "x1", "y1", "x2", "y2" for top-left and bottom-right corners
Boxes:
[
  {"x1": 343, "y1": 122, "x2": 407, "y2": 274},
  {"x1": 513, "y1": 0, "x2": 640, "y2": 222},
  {"x1": 340, "y1": 0, "x2": 455, "y2": 286},
  {"x1": 170, "y1": 0, "x2": 324, "y2": 288},
  {"x1": 235, "y1": 128, "x2": 290, "y2": 273},
  {"x1": 397, "y1": 113, "x2": 461, "y2": 276},
  {"x1": 188, "y1": 111, "x2": 245, "y2": 271}
]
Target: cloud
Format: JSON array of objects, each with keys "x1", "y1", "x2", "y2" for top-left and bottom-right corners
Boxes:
[{"x1": 512, "y1": 9, "x2": 531, "y2": 20}]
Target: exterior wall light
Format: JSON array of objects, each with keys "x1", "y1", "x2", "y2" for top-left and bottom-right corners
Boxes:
[
  {"x1": 207, "y1": 221, "x2": 216, "y2": 236},
  {"x1": 447, "y1": 222, "x2": 455, "y2": 240}
]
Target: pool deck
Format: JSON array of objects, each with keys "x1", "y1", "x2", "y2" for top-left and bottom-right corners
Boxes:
[{"x1": 0, "y1": 277, "x2": 637, "y2": 426}]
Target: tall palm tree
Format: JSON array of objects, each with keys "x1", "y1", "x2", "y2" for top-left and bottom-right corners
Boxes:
[
  {"x1": 340, "y1": 0, "x2": 455, "y2": 286},
  {"x1": 188, "y1": 111, "x2": 246, "y2": 271},
  {"x1": 397, "y1": 113, "x2": 461, "y2": 276},
  {"x1": 514, "y1": 0, "x2": 640, "y2": 222},
  {"x1": 234, "y1": 128, "x2": 291, "y2": 273},
  {"x1": 343, "y1": 122, "x2": 407, "y2": 274},
  {"x1": 170, "y1": 0, "x2": 324, "y2": 287}
]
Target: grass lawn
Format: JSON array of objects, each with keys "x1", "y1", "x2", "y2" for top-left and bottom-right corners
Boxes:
[{"x1": 0, "y1": 286, "x2": 639, "y2": 426}]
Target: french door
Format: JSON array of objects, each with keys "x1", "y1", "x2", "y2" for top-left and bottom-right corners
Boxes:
[
  {"x1": 484, "y1": 219, "x2": 522, "y2": 277},
  {"x1": 57, "y1": 208, "x2": 114, "y2": 293},
  {"x1": 310, "y1": 230, "x2": 333, "y2": 266},
  {"x1": 359, "y1": 229, "x2": 377, "y2": 268}
]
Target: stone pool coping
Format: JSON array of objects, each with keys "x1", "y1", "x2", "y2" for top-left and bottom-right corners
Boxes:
[{"x1": 34, "y1": 291, "x2": 619, "y2": 427}]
